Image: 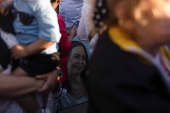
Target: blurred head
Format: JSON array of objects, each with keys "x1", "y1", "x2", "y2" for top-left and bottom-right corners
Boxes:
[
  {"x1": 51, "y1": 0, "x2": 60, "y2": 10},
  {"x1": 113, "y1": 0, "x2": 170, "y2": 45},
  {"x1": 67, "y1": 41, "x2": 88, "y2": 78},
  {"x1": 96, "y1": 0, "x2": 170, "y2": 46}
]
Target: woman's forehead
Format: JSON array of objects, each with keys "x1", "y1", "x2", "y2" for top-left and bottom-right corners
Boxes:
[{"x1": 71, "y1": 46, "x2": 86, "y2": 55}]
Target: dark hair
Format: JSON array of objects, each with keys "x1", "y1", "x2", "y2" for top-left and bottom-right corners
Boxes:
[
  {"x1": 0, "y1": 10, "x2": 16, "y2": 34},
  {"x1": 62, "y1": 41, "x2": 89, "y2": 92},
  {"x1": 51, "y1": 0, "x2": 56, "y2": 3}
]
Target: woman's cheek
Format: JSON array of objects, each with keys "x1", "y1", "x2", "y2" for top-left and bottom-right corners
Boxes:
[{"x1": 83, "y1": 60, "x2": 86, "y2": 67}]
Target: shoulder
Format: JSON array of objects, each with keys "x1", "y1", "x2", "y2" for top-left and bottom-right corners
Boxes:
[
  {"x1": 57, "y1": 14, "x2": 64, "y2": 22},
  {"x1": 26, "y1": 0, "x2": 52, "y2": 12}
]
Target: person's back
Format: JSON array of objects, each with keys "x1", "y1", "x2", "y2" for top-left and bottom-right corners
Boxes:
[{"x1": 86, "y1": 0, "x2": 170, "y2": 112}]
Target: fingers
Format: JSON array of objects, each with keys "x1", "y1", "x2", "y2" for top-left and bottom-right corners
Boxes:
[
  {"x1": 66, "y1": 26, "x2": 71, "y2": 30},
  {"x1": 70, "y1": 25, "x2": 76, "y2": 32},
  {"x1": 73, "y1": 25, "x2": 76, "y2": 29},
  {"x1": 37, "y1": 81, "x2": 49, "y2": 92},
  {"x1": 57, "y1": 76, "x2": 60, "y2": 81},
  {"x1": 36, "y1": 73, "x2": 49, "y2": 79},
  {"x1": 37, "y1": 71, "x2": 58, "y2": 92},
  {"x1": 36, "y1": 71, "x2": 56, "y2": 79},
  {"x1": 11, "y1": 46, "x2": 20, "y2": 60},
  {"x1": 11, "y1": 46, "x2": 17, "y2": 59}
]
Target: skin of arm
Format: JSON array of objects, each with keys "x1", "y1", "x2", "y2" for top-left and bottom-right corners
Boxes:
[
  {"x1": 67, "y1": 25, "x2": 77, "y2": 42},
  {"x1": 0, "y1": 73, "x2": 44, "y2": 98},
  {"x1": 11, "y1": 39, "x2": 54, "y2": 60}
]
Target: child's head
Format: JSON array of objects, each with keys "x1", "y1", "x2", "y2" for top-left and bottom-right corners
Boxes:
[
  {"x1": 103, "y1": 0, "x2": 170, "y2": 46},
  {"x1": 51, "y1": 0, "x2": 60, "y2": 10}
]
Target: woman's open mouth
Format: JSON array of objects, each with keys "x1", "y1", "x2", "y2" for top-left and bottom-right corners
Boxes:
[{"x1": 75, "y1": 66, "x2": 83, "y2": 70}]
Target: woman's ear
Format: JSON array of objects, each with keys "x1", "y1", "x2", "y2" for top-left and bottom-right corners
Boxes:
[
  {"x1": 114, "y1": 1, "x2": 134, "y2": 31},
  {"x1": 57, "y1": 0, "x2": 61, "y2": 4},
  {"x1": 114, "y1": 1, "x2": 126, "y2": 22}
]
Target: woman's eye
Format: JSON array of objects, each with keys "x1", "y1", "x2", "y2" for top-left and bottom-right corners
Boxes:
[
  {"x1": 74, "y1": 55, "x2": 79, "y2": 59},
  {"x1": 82, "y1": 56, "x2": 86, "y2": 60}
]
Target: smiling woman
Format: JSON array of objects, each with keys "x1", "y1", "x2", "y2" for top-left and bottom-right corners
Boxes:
[{"x1": 56, "y1": 41, "x2": 89, "y2": 110}]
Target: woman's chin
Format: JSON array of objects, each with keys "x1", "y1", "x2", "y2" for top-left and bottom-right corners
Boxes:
[{"x1": 73, "y1": 70, "x2": 83, "y2": 76}]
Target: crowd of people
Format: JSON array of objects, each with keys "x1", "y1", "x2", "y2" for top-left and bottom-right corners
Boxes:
[{"x1": 1, "y1": 0, "x2": 170, "y2": 113}]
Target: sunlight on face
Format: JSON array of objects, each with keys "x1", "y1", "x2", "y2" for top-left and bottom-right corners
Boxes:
[{"x1": 134, "y1": 0, "x2": 170, "y2": 26}]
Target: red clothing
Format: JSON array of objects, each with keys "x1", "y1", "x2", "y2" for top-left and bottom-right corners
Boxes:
[{"x1": 57, "y1": 14, "x2": 72, "y2": 82}]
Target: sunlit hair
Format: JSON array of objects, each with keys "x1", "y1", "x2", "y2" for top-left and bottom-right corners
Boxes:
[{"x1": 104, "y1": 0, "x2": 170, "y2": 27}]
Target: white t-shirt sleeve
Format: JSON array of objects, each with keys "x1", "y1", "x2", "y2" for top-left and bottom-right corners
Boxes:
[
  {"x1": 77, "y1": 0, "x2": 95, "y2": 43},
  {"x1": 33, "y1": 1, "x2": 61, "y2": 43},
  {"x1": 77, "y1": 10, "x2": 90, "y2": 43}
]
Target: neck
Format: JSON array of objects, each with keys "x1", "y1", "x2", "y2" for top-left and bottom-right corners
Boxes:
[
  {"x1": 51, "y1": 3, "x2": 58, "y2": 10},
  {"x1": 135, "y1": 38, "x2": 159, "y2": 57},
  {"x1": 133, "y1": 26, "x2": 159, "y2": 57},
  {"x1": 68, "y1": 74, "x2": 87, "y2": 99},
  {"x1": 68, "y1": 74, "x2": 84, "y2": 88}
]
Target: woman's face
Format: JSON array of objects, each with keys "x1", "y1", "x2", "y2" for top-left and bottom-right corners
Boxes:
[{"x1": 67, "y1": 46, "x2": 86, "y2": 76}]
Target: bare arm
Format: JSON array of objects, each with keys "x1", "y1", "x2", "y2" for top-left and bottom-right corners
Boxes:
[
  {"x1": 67, "y1": 25, "x2": 77, "y2": 42},
  {"x1": 26, "y1": 39, "x2": 54, "y2": 55},
  {"x1": 11, "y1": 39, "x2": 54, "y2": 60},
  {"x1": 0, "y1": 74, "x2": 44, "y2": 98}
]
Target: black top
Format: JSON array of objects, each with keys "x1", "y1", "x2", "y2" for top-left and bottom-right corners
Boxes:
[
  {"x1": 85, "y1": 31, "x2": 170, "y2": 113},
  {"x1": 0, "y1": 36, "x2": 10, "y2": 70}
]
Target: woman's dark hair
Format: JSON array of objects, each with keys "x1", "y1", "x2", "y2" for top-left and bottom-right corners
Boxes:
[{"x1": 62, "y1": 41, "x2": 89, "y2": 92}]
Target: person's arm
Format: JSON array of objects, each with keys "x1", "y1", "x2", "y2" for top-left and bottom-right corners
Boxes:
[
  {"x1": 77, "y1": 2, "x2": 94, "y2": 43},
  {"x1": 68, "y1": 25, "x2": 77, "y2": 42},
  {"x1": 11, "y1": 39, "x2": 54, "y2": 60},
  {"x1": 0, "y1": 70, "x2": 59, "y2": 98},
  {"x1": 58, "y1": 15, "x2": 76, "y2": 54},
  {"x1": 0, "y1": 74, "x2": 44, "y2": 98}
]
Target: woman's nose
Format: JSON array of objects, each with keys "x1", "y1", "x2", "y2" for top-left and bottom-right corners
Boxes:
[{"x1": 78, "y1": 58, "x2": 83, "y2": 64}]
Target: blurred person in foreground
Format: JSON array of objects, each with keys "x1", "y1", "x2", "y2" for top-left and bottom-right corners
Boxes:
[
  {"x1": 0, "y1": 0, "x2": 61, "y2": 112},
  {"x1": 0, "y1": 2, "x2": 60, "y2": 112},
  {"x1": 0, "y1": 17, "x2": 59, "y2": 113},
  {"x1": 86, "y1": 0, "x2": 170, "y2": 113}
]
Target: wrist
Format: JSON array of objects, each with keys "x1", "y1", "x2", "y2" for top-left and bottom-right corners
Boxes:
[
  {"x1": 25, "y1": 46, "x2": 31, "y2": 56},
  {"x1": 55, "y1": 67, "x2": 63, "y2": 78},
  {"x1": 35, "y1": 79, "x2": 44, "y2": 90}
]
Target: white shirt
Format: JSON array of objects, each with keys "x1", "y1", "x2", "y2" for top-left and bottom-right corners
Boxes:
[{"x1": 59, "y1": 0, "x2": 84, "y2": 26}]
